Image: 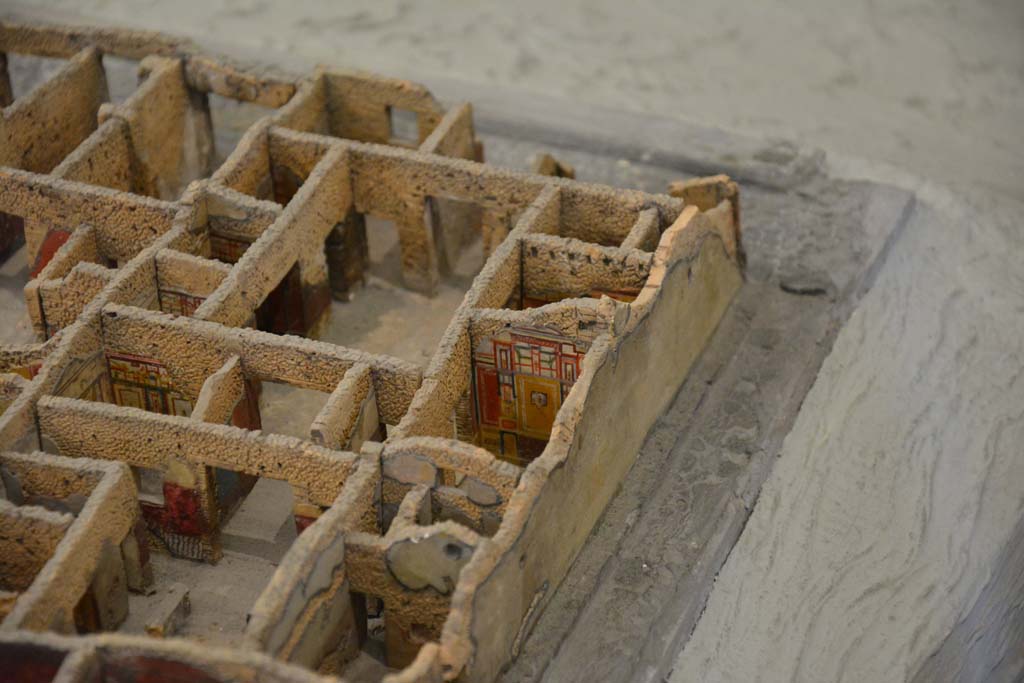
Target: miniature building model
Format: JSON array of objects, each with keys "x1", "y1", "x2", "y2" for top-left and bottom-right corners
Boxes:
[{"x1": 0, "y1": 19, "x2": 743, "y2": 683}]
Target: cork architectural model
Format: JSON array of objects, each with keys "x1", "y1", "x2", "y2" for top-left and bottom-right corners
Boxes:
[{"x1": 0, "y1": 19, "x2": 743, "y2": 683}]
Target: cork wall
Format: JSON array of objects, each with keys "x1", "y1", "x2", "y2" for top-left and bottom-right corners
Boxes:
[{"x1": 0, "y1": 18, "x2": 743, "y2": 683}]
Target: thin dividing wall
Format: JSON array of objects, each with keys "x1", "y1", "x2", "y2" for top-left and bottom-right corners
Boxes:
[
  {"x1": 389, "y1": 188, "x2": 562, "y2": 443},
  {"x1": 108, "y1": 56, "x2": 214, "y2": 200},
  {"x1": 0, "y1": 47, "x2": 107, "y2": 176},
  {"x1": 36, "y1": 263, "x2": 114, "y2": 338},
  {"x1": 244, "y1": 457, "x2": 379, "y2": 670},
  {"x1": 0, "y1": 37, "x2": 288, "y2": 296},
  {"x1": 379, "y1": 438, "x2": 521, "y2": 536},
  {"x1": 194, "y1": 146, "x2": 350, "y2": 329},
  {"x1": 0, "y1": 207, "x2": 207, "y2": 454},
  {"x1": 25, "y1": 222, "x2": 117, "y2": 338},
  {"x1": 0, "y1": 501, "x2": 71, "y2": 592},
  {"x1": 97, "y1": 302, "x2": 422, "y2": 425},
  {"x1": 0, "y1": 168, "x2": 179, "y2": 266},
  {"x1": 36, "y1": 396, "x2": 357, "y2": 509},
  {"x1": 344, "y1": 518, "x2": 481, "y2": 670},
  {"x1": 520, "y1": 234, "x2": 653, "y2": 303},
  {"x1": 1, "y1": 452, "x2": 139, "y2": 634},
  {"x1": 51, "y1": 117, "x2": 134, "y2": 193},
  {"x1": 1, "y1": 215, "x2": 180, "y2": 443},
  {"x1": 154, "y1": 249, "x2": 231, "y2": 315}
]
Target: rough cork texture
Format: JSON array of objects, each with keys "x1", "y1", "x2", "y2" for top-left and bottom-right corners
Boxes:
[{"x1": 0, "y1": 18, "x2": 742, "y2": 683}]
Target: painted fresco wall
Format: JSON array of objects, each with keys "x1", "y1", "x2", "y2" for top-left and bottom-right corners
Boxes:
[
  {"x1": 209, "y1": 232, "x2": 252, "y2": 264},
  {"x1": 156, "y1": 288, "x2": 206, "y2": 317},
  {"x1": 53, "y1": 354, "x2": 111, "y2": 403},
  {"x1": 472, "y1": 325, "x2": 586, "y2": 466},
  {"x1": 106, "y1": 352, "x2": 193, "y2": 417}
]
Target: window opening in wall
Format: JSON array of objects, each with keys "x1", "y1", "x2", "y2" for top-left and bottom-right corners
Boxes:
[
  {"x1": 425, "y1": 195, "x2": 486, "y2": 285},
  {"x1": 101, "y1": 55, "x2": 142, "y2": 104},
  {"x1": 133, "y1": 465, "x2": 165, "y2": 506},
  {"x1": 387, "y1": 106, "x2": 419, "y2": 146},
  {"x1": 208, "y1": 92, "x2": 275, "y2": 165},
  {"x1": 5, "y1": 54, "x2": 66, "y2": 101}
]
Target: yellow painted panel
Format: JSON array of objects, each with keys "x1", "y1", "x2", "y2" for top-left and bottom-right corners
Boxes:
[{"x1": 516, "y1": 375, "x2": 561, "y2": 438}]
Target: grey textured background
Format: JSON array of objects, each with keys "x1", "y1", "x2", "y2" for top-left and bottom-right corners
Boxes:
[{"x1": 9, "y1": 0, "x2": 1024, "y2": 201}]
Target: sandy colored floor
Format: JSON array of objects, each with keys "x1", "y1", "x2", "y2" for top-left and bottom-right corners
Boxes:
[
  {"x1": 8, "y1": 0, "x2": 1024, "y2": 203},
  {"x1": 123, "y1": 549, "x2": 279, "y2": 647}
]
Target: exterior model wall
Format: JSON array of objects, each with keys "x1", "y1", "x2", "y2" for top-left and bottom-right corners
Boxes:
[
  {"x1": 0, "y1": 22, "x2": 744, "y2": 680},
  {"x1": 321, "y1": 70, "x2": 444, "y2": 146},
  {"x1": 443, "y1": 215, "x2": 743, "y2": 681}
]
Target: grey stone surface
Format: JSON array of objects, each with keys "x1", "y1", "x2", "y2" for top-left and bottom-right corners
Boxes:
[
  {"x1": 671, "y1": 180, "x2": 1024, "y2": 683},
  {"x1": 8, "y1": 0, "x2": 1023, "y2": 202}
]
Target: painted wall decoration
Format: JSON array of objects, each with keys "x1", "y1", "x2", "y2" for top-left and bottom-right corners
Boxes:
[
  {"x1": 29, "y1": 227, "x2": 70, "y2": 277},
  {"x1": 472, "y1": 325, "x2": 587, "y2": 466},
  {"x1": 52, "y1": 353, "x2": 110, "y2": 403},
  {"x1": 106, "y1": 352, "x2": 193, "y2": 417},
  {"x1": 11, "y1": 363, "x2": 42, "y2": 382},
  {"x1": 209, "y1": 233, "x2": 252, "y2": 264},
  {"x1": 157, "y1": 288, "x2": 206, "y2": 317}
]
